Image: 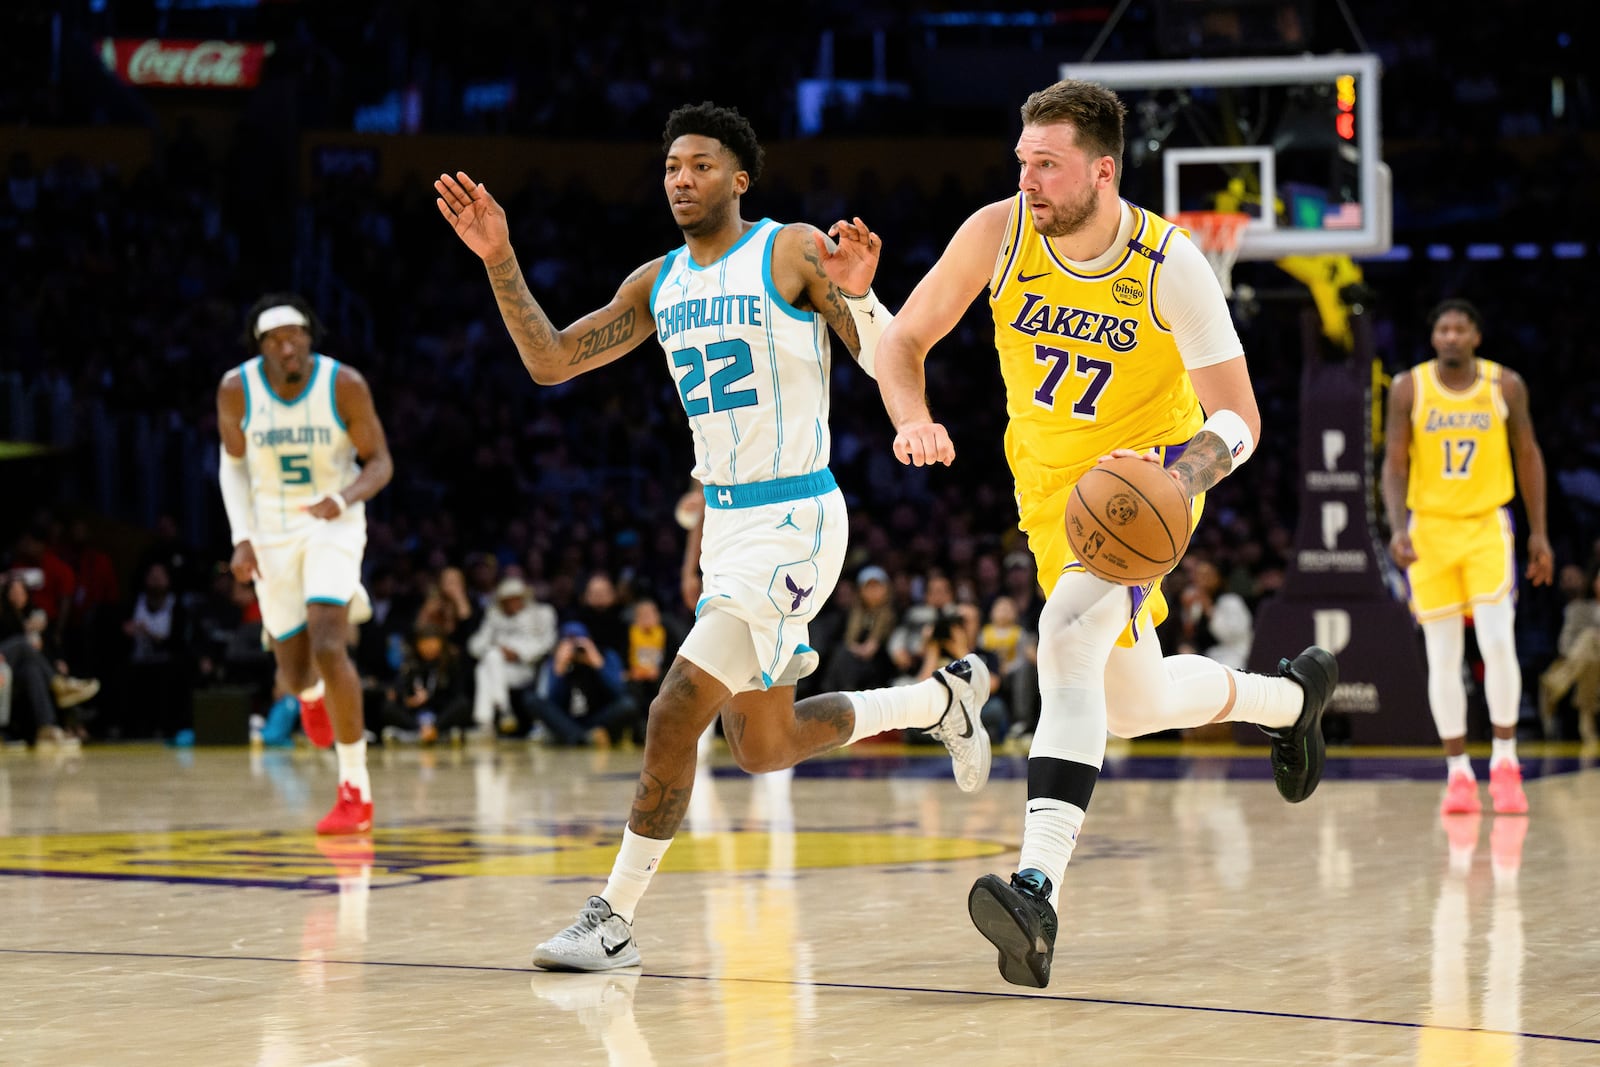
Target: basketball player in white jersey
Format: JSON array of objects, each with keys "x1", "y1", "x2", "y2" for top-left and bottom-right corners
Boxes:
[
  {"x1": 435, "y1": 101, "x2": 992, "y2": 972},
  {"x1": 216, "y1": 294, "x2": 394, "y2": 835}
]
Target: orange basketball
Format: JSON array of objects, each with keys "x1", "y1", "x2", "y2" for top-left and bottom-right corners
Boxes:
[{"x1": 1064, "y1": 455, "x2": 1193, "y2": 585}]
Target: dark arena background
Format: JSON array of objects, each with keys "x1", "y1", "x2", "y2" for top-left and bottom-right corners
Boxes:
[{"x1": 2, "y1": 1, "x2": 1598, "y2": 1063}]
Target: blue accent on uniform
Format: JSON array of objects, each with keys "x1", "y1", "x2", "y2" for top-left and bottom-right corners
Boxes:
[
  {"x1": 306, "y1": 596, "x2": 350, "y2": 607},
  {"x1": 682, "y1": 220, "x2": 769, "y2": 272},
  {"x1": 695, "y1": 592, "x2": 732, "y2": 618},
  {"x1": 703, "y1": 468, "x2": 836, "y2": 509},
  {"x1": 761, "y1": 223, "x2": 812, "y2": 322},
  {"x1": 240, "y1": 358, "x2": 256, "y2": 431},
  {"x1": 259, "y1": 353, "x2": 323, "y2": 407},
  {"x1": 650, "y1": 247, "x2": 684, "y2": 311},
  {"x1": 796, "y1": 643, "x2": 815, "y2": 655},
  {"x1": 760, "y1": 670, "x2": 774, "y2": 689},
  {"x1": 274, "y1": 622, "x2": 307, "y2": 642},
  {"x1": 327, "y1": 358, "x2": 347, "y2": 431}
]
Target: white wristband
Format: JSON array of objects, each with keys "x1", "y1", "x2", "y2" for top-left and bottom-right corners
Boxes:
[
  {"x1": 841, "y1": 287, "x2": 892, "y2": 380},
  {"x1": 1198, "y1": 409, "x2": 1255, "y2": 471},
  {"x1": 326, "y1": 491, "x2": 349, "y2": 516}
]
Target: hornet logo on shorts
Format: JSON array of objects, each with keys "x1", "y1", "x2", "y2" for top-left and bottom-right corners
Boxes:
[{"x1": 785, "y1": 574, "x2": 814, "y2": 612}]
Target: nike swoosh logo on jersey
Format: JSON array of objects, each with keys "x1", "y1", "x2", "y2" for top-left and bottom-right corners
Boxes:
[
  {"x1": 601, "y1": 936, "x2": 632, "y2": 957},
  {"x1": 1017, "y1": 270, "x2": 1050, "y2": 283}
]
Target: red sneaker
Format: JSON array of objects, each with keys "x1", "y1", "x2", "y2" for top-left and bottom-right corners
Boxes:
[
  {"x1": 1440, "y1": 770, "x2": 1481, "y2": 815},
  {"x1": 1488, "y1": 760, "x2": 1529, "y2": 815},
  {"x1": 316, "y1": 783, "x2": 373, "y2": 835},
  {"x1": 300, "y1": 694, "x2": 335, "y2": 748}
]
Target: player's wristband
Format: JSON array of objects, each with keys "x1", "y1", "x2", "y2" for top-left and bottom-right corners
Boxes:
[
  {"x1": 320, "y1": 491, "x2": 349, "y2": 516},
  {"x1": 841, "y1": 287, "x2": 892, "y2": 380},
  {"x1": 1198, "y1": 409, "x2": 1255, "y2": 470}
]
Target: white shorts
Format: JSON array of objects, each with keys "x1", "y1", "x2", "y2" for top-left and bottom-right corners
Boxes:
[
  {"x1": 254, "y1": 517, "x2": 367, "y2": 642},
  {"x1": 678, "y1": 478, "x2": 847, "y2": 695}
]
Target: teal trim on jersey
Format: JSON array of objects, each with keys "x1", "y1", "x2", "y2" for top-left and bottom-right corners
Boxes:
[
  {"x1": 240, "y1": 357, "x2": 257, "y2": 431},
  {"x1": 650, "y1": 247, "x2": 684, "y2": 310},
  {"x1": 695, "y1": 592, "x2": 732, "y2": 618},
  {"x1": 274, "y1": 622, "x2": 307, "y2": 643},
  {"x1": 796, "y1": 643, "x2": 815, "y2": 655},
  {"x1": 760, "y1": 670, "x2": 774, "y2": 689},
  {"x1": 681, "y1": 219, "x2": 770, "y2": 272},
  {"x1": 327, "y1": 358, "x2": 347, "y2": 431},
  {"x1": 260, "y1": 353, "x2": 323, "y2": 407},
  {"x1": 306, "y1": 596, "x2": 350, "y2": 607},
  {"x1": 761, "y1": 224, "x2": 812, "y2": 322},
  {"x1": 703, "y1": 468, "x2": 836, "y2": 509}
]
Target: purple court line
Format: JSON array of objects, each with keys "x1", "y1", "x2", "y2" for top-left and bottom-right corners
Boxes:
[{"x1": 4, "y1": 947, "x2": 1596, "y2": 1047}]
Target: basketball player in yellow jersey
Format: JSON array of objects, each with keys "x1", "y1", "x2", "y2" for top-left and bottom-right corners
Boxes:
[
  {"x1": 1383, "y1": 299, "x2": 1553, "y2": 816},
  {"x1": 875, "y1": 77, "x2": 1338, "y2": 988}
]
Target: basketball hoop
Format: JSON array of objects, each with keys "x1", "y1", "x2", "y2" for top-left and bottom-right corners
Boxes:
[{"x1": 1174, "y1": 211, "x2": 1250, "y2": 298}]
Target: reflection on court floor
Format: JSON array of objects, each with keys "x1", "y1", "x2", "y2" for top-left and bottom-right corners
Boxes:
[{"x1": 2, "y1": 741, "x2": 1597, "y2": 1065}]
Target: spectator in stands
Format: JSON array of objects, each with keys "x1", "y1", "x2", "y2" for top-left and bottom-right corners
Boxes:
[
  {"x1": 121, "y1": 561, "x2": 191, "y2": 741},
  {"x1": 522, "y1": 621, "x2": 640, "y2": 746},
  {"x1": 381, "y1": 622, "x2": 473, "y2": 744},
  {"x1": 1, "y1": 573, "x2": 96, "y2": 745},
  {"x1": 1539, "y1": 566, "x2": 1600, "y2": 743},
  {"x1": 466, "y1": 575, "x2": 557, "y2": 735},
  {"x1": 624, "y1": 598, "x2": 672, "y2": 742},
  {"x1": 821, "y1": 565, "x2": 899, "y2": 692}
]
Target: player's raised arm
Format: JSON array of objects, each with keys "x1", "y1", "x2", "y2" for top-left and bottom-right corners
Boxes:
[
  {"x1": 876, "y1": 200, "x2": 1010, "y2": 467},
  {"x1": 778, "y1": 217, "x2": 886, "y2": 375},
  {"x1": 435, "y1": 170, "x2": 659, "y2": 385}
]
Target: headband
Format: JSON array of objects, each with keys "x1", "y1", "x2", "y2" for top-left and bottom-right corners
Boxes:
[{"x1": 254, "y1": 305, "x2": 310, "y2": 339}]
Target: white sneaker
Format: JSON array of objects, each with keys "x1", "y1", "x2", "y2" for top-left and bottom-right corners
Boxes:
[
  {"x1": 348, "y1": 583, "x2": 373, "y2": 626},
  {"x1": 926, "y1": 654, "x2": 992, "y2": 793},
  {"x1": 532, "y1": 896, "x2": 641, "y2": 971}
]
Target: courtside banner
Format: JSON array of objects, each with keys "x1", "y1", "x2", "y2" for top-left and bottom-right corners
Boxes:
[{"x1": 97, "y1": 38, "x2": 272, "y2": 89}]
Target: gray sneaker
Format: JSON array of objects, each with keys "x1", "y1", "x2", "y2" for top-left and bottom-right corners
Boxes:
[
  {"x1": 927, "y1": 654, "x2": 993, "y2": 793},
  {"x1": 531, "y1": 896, "x2": 641, "y2": 972}
]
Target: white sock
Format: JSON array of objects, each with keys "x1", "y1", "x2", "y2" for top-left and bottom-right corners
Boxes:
[
  {"x1": 1221, "y1": 670, "x2": 1304, "y2": 730},
  {"x1": 1017, "y1": 800, "x2": 1085, "y2": 911},
  {"x1": 1490, "y1": 737, "x2": 1518, "y2": 768},
  {"x1": 336, "y1": 739, "x2": 370, "y2": 799},
  {"x1": 602, "y1": 826, "x2": 672, "y2": 923},
  {"x1": 300, "y1": 679, "x2": 326, "y2": 702},
  {"x1": 1446, "y1": 751, "x2": 1473, "y2": 780},
  {"x1": 844, "y1": 677, "x2": 949, "y2": 745}
]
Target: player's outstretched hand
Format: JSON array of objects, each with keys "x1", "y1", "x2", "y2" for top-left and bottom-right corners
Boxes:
[
  {"x1": 814, "y1": 216, "x2": 880, "y2": 299},
  {"x1": 893, "y1": 420, "x2": 955, "y2": 467},
  {"x1": 1526, "y1": 532, "x2": 1554, "y2": 586},
  {"x1": 435, "y1": 171, "x2": 511, "y2": 262}
]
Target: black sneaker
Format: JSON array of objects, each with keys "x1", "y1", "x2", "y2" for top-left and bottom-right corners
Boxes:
[
  {"x1": 968, "y1": 869, "x2": 1058, "y2": 988},
  {"x1": 1259, "y1": 646, "x2": 1338, "y2": 803}
]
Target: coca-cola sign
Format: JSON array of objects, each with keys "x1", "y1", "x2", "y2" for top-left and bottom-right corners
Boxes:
[{"x1": 98, "y1": 38, "x2": 272, "y2": 89}]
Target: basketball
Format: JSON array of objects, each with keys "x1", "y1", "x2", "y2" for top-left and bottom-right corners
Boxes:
[{"x1": 1064, "y1": 455, "x2": 1192, "y2": 585}]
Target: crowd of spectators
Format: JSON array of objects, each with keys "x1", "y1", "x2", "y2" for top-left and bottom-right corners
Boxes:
[{"x1": 2, "y1": 2, "x2": 1598, "y2": 747}]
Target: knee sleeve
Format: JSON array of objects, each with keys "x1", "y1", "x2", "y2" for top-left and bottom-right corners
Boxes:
[
  {"x1": 1472, "y1": 597, "x2": 1522, "y2": 728},
  {"x1": 1422, "y1": 615, "x2": 1468, "y2": 740}
]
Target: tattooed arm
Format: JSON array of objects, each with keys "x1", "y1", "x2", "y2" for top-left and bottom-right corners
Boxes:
[
  {"x1": 435, "y1": 170, "x2": 659, "y2": 385},
  {"x1": 1170, "y1": 356, "x2": 1263, "y2": 498},
  {"x1": 771, "y1": 221, "x2": 882, "y2": 358}
]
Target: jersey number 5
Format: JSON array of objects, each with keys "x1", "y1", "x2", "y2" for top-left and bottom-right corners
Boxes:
[
  {"x1": 280, "y1": 453, "x2": 312, "y2": 485},
  {"x1": 672, "y1": 339, "x2": 759, "y2": 417},
  {"x1": 1034, "y1": 345, "x2": 1113, "y2": 419}
]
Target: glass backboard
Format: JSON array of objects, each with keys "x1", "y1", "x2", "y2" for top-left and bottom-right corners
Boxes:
[{"x1": 1057, "y1": 54, "x2": 1390, "y2": 261}]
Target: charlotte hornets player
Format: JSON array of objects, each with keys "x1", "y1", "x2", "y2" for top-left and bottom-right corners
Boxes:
[
  {"x1": 1383, "y1": 299, "x2": 1552, "y2": 816},
  {"x1": 876, "y1": 79, "x2": 1339, "y2": 988},
  {"x1": 216, "y1": 294, "x2": 393, "y2": 835},
  {"x1": 436, "y1": 102, "x2": 991, "y2": 972}
]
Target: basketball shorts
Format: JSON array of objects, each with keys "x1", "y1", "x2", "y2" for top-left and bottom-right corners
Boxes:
[
  {"x1": 1405, "y1": 508, "x2": 1515, "y2": 622},
  {"x1": 678, "y1": 473, "x2": 847, "y2": 695},
  {"x1": 254, "y1": 516, "x2": 367, "y2": 642},
  {"x1": 1019, "y1": 448, "x2": 1205, "y2": 648}
]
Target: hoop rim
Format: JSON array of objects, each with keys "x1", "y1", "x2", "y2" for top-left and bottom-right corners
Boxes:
[{"x1": 1172, "y1": 210, "x2": 1251, "y2": 252}]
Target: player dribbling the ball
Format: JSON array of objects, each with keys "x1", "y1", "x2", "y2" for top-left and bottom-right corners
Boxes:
[{"x1": 874, "y1": 78, "x2": 1339, "y2": 988}]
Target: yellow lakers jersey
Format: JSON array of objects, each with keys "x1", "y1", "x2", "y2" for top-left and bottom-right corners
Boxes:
[
  {"x1": 988, "y1": 195, "x2": 1205, "y2": 530},
  {"x1": 1406, "y1": 358, "x2": 1514, "y2": 517}
]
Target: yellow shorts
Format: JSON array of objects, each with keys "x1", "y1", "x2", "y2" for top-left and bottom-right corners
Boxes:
[
  {"x1": 1023, "y1": 482, "x2": 1206, "y2": 648},
  {"x1": 1405, "y1": 509, "x2": 1515, "y2": 621}
]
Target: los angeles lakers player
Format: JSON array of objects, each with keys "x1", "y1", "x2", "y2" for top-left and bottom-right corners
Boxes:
[
  {"x1": 1382, "y1": 299, "x2": 1553, "y2": 816},
  {"x1": 876, "y1": 78, "x2": 1338, "y2": 988},
  {"x1": 216, "y1": 294, "x2": 393, "y2": 835},
  {"x1": 435, "y1": 102, "x2": 992, "y2": 973}
]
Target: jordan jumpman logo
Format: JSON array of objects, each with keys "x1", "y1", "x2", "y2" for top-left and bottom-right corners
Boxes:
[{"x1": 775, "y1": 508, "x2": 800, "y2": 531}]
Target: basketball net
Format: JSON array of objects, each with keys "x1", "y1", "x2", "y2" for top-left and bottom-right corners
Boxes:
[{"x1": 1174, "y1": 211, "x2": 1250, "y2": 298}]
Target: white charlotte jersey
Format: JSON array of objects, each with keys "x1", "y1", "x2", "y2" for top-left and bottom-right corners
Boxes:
[
  {"x1": 651, "y1": 219, "x2": 833, "y2": 486},
  {"x1": 237, "y1": 353, "x2": 364, "y2": 545}
]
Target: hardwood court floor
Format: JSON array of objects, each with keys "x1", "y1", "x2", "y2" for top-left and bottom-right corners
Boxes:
[{"x1": 3, "y1": 738, "x2": 1599, "y2": 1066}]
